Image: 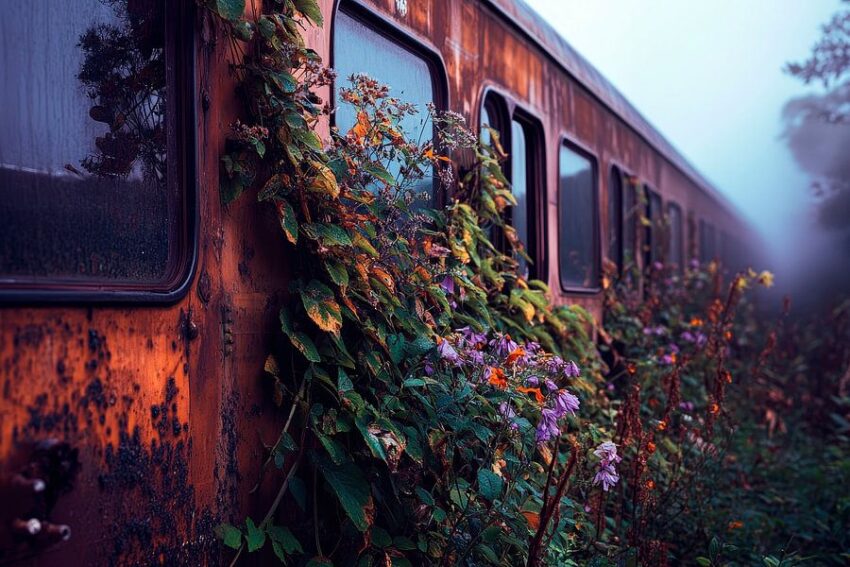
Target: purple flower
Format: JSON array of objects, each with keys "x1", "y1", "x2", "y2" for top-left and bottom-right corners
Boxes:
[
  {"x1": 592, "y1": 441, "x2": 622, "y2": 491},
  {"x1": 554, "y1": 389, "x2": 580, "y2": 417},
  {"x1": 440, "y1": 275, "x2": 455, "y2": 295},
  {"x1": 593, "y1": 441, "x2": 622, "y2": 466},
  {"x1": 457, "y1": 326, "x2": 487, "y2": 349},
  {"x1": 653, "y1": 261, "x2": 663, "y2": 271},
  {"x1": 679, "y1": 401, "x2": 695, "y2": 412},
  {"x1": 690, "y1": 258, "x2": 700, "y2": 269},
  {"x1": 424, "y1": 361, "x2": 434, "y2": 376},
  {"x1": 545, "y1": 379, "x2": 559, "y2": 392},
  {"x1": 544, "y1": 356, "x2": 564, "y2": 375},
  {"x1": 525, "y1": 375, "x2": 540, "y2": 387},
  {"x1": 437, "y1": 338, "x2": 460, "y2": 365},
  {"x1": 593, "y1": 463, "x2": 620, "y2": 492},
  {"x1": 563, "y1": 360, "x2": 581, "y2": 378},
  {"x1": 490, "y1": 333, "x2": 518, "y2": 358},
  {"x1": 681, "y1": 331, "x2": 696, "y2": 343},
  {"x1": 535, "y1": 408, "x2": 561, "y2": 443},
  {"x1": 525, "y1": 341, "x2": 541, "y2": 354},
  {"x1": 499, "y1": 401, "x2": 520, "y2": 430},
  {"x1": 467, "y1": 350, "x2": 484, "y2": 365}
]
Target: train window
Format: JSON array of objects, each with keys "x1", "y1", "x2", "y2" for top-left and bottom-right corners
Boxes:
[
  {"x1": 510, "y1": 114, "x2": 544, "y2": 279},
  {"x1": 646, "y1": 188, "x2": 663, "y2": 265},
  {"x1": 608, "y1": 167, "x2": 624, "y2": 272},
  {"x1": 334, "y1": 9, "x2": 436, "y2": 204},
  {"x1": 623, "y1": 177, "x2": 638, "y2": 269},
  {"x1": 0, "y1": 1, "x2": 194, "y2": 298},
  {"x1": 699, "y1": 220, "x2": 717, "y2": 262},
  {"x1": 667, "y1": 203, "x2": 684, "y2": 270},
  {"x1": 558, "y1": 142, "x2": 599, "y2": 290}
]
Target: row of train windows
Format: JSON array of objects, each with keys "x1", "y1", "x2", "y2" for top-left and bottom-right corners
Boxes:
[{"x1": 0, "y1": 3, "x2": 724, "y2": 299}]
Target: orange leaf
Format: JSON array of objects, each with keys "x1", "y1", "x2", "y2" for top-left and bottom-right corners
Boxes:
[
  {"x1": 522, "y1": 511, "x2": 540, "y2": 530},
  {"x1": 517, "y1": 386, "x2": 544, "y2": 404}
]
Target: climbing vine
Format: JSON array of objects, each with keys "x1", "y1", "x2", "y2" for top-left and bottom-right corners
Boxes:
[{"x1": 203, "y1": 2, "x2": 784, "y2": 566}]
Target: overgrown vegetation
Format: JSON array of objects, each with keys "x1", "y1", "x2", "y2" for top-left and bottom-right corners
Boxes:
[{"x1": 204, "y1": 2, "x2": 850, "y2": 565}]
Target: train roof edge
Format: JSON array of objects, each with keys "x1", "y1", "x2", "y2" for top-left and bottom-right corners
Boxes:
[{"x1": 486, "y1": 0, "x2": 745, "y2": 224}]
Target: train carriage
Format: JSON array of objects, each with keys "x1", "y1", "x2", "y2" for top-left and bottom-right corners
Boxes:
[{"x1": 0, "y1": 0, "x2": 756, "y2": 564}]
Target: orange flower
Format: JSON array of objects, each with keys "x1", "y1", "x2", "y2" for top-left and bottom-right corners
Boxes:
[
  {"x1": 709, "y1": 403, "x2": 720, "y2": 415},
  {"x1": 645, "y1": 479, "x2": 656, "y2": 490},
  {"x1": 646, "y1": 441, "x2": 656, "y2": 454},
  {"x1": 728, "y1": 520, "x2": 744, "y2": 531},
  {"x1": 627, "y1": 363, "x2": 637, "y2": 375},
  {"x1": 689, "y1": 317, "x2": 704, "y2": 327},
  {"x1": 657, "y1": 420, "x2": 668, "y2": 432},
  {"x1": 517, "y1": 386, "x2": 545, "y2": 404},
  {"x1": 505, "y1": 347, "x2": 526, "y2": 366},
  {"x1": 488, "y1": 367, "x2": 507, "y2": 390}
]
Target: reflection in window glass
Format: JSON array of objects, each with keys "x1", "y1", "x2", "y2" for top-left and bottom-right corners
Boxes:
[
  {"x1": 668, "y1": 204, "x2": 684, "y2": 269},
  {"x1": 608, "y1": 168, "x2": 623, "y2": 270},
  {"x1": 0, "y1": 1, "x2": 179, "y2": 284},
  {"x1": 558, "y1": 145, "x2": 598, "y2": 289},
  {"x1": 334, "y1": 11, "x2": 434, "y2": 203},
  {"x1": 647, "y1": 189, "x2": 663, "y2": 264},
  {"x1": 511, "y1": 120, "x2": 529, "y2": 276}
]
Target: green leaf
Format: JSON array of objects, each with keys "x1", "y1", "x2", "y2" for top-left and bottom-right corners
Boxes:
[
  {"x1": 695, "y1": 558, "x2": 711, "y2": 567},
  {"x1": 371, "y1": 526, "x2": 392, "y2": 548},
  {"x1": 275, "y1": 199, "x2": 298, "y2": 244},
  {"x1": 215, "y1": 0, "x2": 245, "y2": 21},
  {"x1": 271, "y1": 71, "x2": 298, "y2": 94},
  {"x1": 294, "y1": 0, "x2": 324, "y2": 26},
  {"x1": 337, "y1": 368, "x2": 353, "y2": 392},
  {"x1": 303, "y1": 223, "x2": 352, "y2": 247},
  {"x1": 280, "y1": 309, "x2": 321, "y2": 362},
  {"x1": 477, "y1": 468, "x2": 503, "y2": 501},
  {"x1": 215, "y1": 523, "x2": 242, "y2": 550},
  {"x1": 257, "y1": 15, "x2": 276, "y2": 38},
  {"x1": 289, "y1": 476, "x2": 307, "y2": 511},
  {"x1": 355, "y1": 417, "x2": 387, "y2": 462},
  {"x1": 415, "y1": 486, "x2": 434, "y2": 506},
  {"x1": 301, "y1": 280, "x2": 343, "y2": 334},
  {"x1": 245, "y1": 517, "x2": 265, "y2": 552},
  {"x1": 402, "y1": 378, "x2": 425, "y2": 388},
  {"x1": 387, "y1": 334, "x2": 406, "y2": 364},
  {"x1": 363, "y1": 162, "x2": 396, "y2": 186},
  {"x1": 267, "y1": 525, "x2": 303, "y2": 555},
  {"x1": 314, "y1": 453, "x2": 373, "y2": 532},
  {"x1": 325, "y1": 260, "x2": 349, "y2": 287},
  {"x1": 393, "y1": 536, "x2": 417, "y2": 551}
]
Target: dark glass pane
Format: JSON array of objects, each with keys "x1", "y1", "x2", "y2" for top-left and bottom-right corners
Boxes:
[
  {"x1": 647, "y1": 189, "x2": 663, "y2": 264},
  {"x1": 699, "y1": 220, "x2": 717, "y2": 262},
  {"x1": 623, "y1": 182, "x2": 637, "y2": 267},
  {"x1": 333, "y1": 11, "x2": 434, "y2": 203},
  {"x1": 0, "y1": 0, "x2": 178, "y2": 285},
  {"x1": 511, "y1": 120, "x2": 529, "y2": 277},
  {"x1": 558, "y1": 145, "x2": 597, "y2": 289},
  {"x1": 668, "y1": 204, "x2": 684, "y2": 269},
  {"x1": 607, "y1": 169, "x2": 623, "y2": 269}
]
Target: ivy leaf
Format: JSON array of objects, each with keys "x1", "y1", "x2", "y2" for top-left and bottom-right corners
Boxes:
[
  {"x1": 271, "y1": 71, "x2": 298, "y2": 94},
  {"x1": 303, "y1": 223, "x2": 352, "y2": 247},
  {"x1": 387, "y1": 334, "x2": 406, "y2": 364},
  {"x1": 245, "y1": 517, "x2": 265, "y2": 552},
  {"x1": 324, "y1": 260, "x2": 349, "y2": 287},
  {"x1": 300, "y1": 280, "x2": 343, "y2": 334},
  {"x1": 294, "y1": 0, "x2": 324, "y2": 26},
  {"x1": 267, "y1": 525, "x2": 303, "y2": 556},
  {"x1": 415, "y1": 486, "x2": 434, "y2": 506},
  {"x1": 314, "y1": 453, "x2": 374, "y2": 532},
  {"x1": 215, "y1": 0, "x2": 245, "y2": 21},
  {"x1": 337, "y1": 368, "x2": 353, "y2": 392},
  {"x1": 289, "y1": 476, "x2": 307, "y2": 511},
  {"x1": 309, "y1": 162, "x2": 339, "y2": 198},
  {"x1": 275, "y1": 199, "x2": 298, "y2": 244},
  {"x1": 280, "y1": 308, "x2": 321, "y2": 362},
  {"x1": 363, "y1": 161, "x2": 396, "y2": 186},
  {"x1": 477, "y1": 468, "x2": 503, "y2": 501},
  {"x1": 292, "y1": 127, "x2": 323, "y2": 152},
  {"x1": 215, "y1": 523, "x2": 242, "y2": 550}
]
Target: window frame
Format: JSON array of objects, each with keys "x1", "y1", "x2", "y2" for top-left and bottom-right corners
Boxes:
[
  {"x1": 0, "y1": 0, "x2": 198, "y2": 304},
  {"x1": 330, "y1": 1, "x2": 449, "y2": 206},
  {"x1": 607, "y1": 164, "x2": 625, "y2": 273},
  {"x1": 644, "y1": 186, "x2": 663, "y2": 266},
  {"x1": 557, "y1": 135, "x2": 601, "y2": 294},
  {"x1": 509, "y1": 108, "x2": 547, "y2": 282}
]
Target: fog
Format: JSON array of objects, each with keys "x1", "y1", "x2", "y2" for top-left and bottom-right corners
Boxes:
[{"x1": 524, "y1": 0, "x2": 848, "y2": 299}]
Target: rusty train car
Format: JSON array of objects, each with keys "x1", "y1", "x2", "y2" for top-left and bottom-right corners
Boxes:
[{"x1": 0, "y1": 0, "x2": 757, "y2": 564}]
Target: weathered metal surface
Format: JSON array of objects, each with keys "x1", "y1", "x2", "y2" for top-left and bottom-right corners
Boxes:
[{"x1": 0, "y1": 1, "x2": 756, "y2": 564}]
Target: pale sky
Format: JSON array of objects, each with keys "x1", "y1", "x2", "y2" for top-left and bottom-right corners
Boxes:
[{"x1": 523, "y1": 0, "x2": 841, "y2": 285}]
